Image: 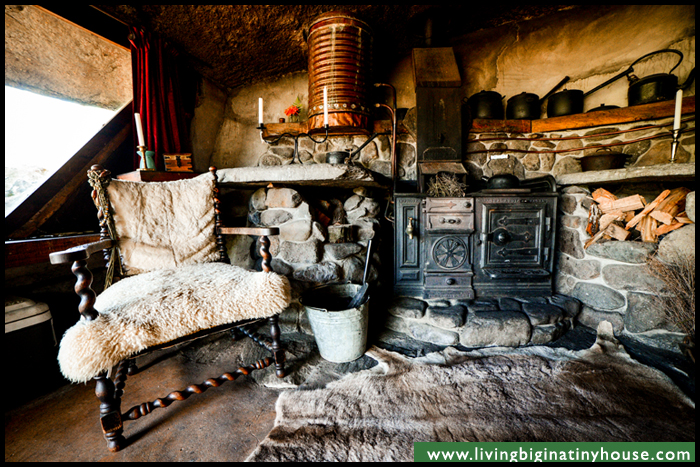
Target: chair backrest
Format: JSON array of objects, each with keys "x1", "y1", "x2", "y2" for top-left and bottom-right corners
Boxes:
[{"x1": 104, "y1": 173, "x2": 220, "y2": 276}]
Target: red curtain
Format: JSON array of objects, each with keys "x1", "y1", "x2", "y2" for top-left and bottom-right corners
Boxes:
[{"x1": 129, "y1": 27, "x2": 188, "y2": 170}]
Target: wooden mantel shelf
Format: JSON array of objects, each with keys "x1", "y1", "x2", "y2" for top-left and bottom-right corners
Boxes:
[
  {"x1": 471, "y1": 96, "x2": 695, "y2": 134},
  {"x1": 260, "y1": 119, "x2": 401, "y2": 139}
]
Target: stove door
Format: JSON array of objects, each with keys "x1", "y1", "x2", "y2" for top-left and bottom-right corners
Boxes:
[
  {"x1": 475, "y1": 196, "x2": 555, "y2": 282},
  {"x1": 393, "y1": 196, "x2": 424, "y2": 296}
]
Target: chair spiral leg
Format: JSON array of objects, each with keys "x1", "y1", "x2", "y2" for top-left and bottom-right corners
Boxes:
[{"x1": 122, "y1": 358, "x2": 273, "y2": 421}]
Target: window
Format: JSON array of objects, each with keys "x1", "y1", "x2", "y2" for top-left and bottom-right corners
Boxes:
[
  {"x1": 5, "y1": 5, "x2": 132, "y2": 238},
  {"x1": 4, "y1": 86, "x2": 116, "y2": 216}
]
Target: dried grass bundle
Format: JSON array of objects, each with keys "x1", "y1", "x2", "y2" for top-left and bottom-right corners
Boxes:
[
  {"x1": 426, "y1": 172, "x2": 467, "y2": 198},
  {"x1": 646, "y1": 253, "x2": 695, "y2": 340}
]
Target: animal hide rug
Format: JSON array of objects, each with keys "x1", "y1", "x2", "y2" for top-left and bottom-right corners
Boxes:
[
  {"x1": 58, "y1": 262, "x2": 291, "y2": 383},
  {"x1": 246, "y1": 322, "x2": 694, "y2": 462}
]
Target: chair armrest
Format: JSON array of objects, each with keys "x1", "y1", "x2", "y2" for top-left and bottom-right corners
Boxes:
[
  {"x1": 49, "y1": 239, "x2": 115, "y2": 264},
  {"x1": 217, "y1": 227, "x2": 280, "y2": 236}
]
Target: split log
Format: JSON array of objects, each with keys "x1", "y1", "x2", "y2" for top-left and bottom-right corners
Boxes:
[
  {"x1": 675, "y1": 212, "x2": 693, "y2": 224},
  {"x1": 597, "y1": 194, "x2": 646, "y2": 214},
  {"x1": 586, "y1": 203, "x2": 602, "y2": 236},
  {"x1": 591, "y1": 188, "x2": 617, "y2": 203},
  {"x1": 606, "y1": 223, "x2": 631, "y2": 241},
  {"x1": 650, "y1": 187, "x2": 690, "y2": 218},
  {"x1": 639, "y1": 215, "x2": 658, "y2": 243},
  {"x1": 654, "y1": 222, "x2": 684, "y2": 236},
  {"x1": 625, "y1": 189, "x2": 670, "y2": 230},
  {"x1": 598, "y1": 210, "x2": 624, "y2": 231},
  {"x1": 584, "y1": 223, "x2": 627, "y2": 248},
  {"x1": 584, "y1": 228, "x2": 609, "y2": 249},
  {"x1": 648, "y1": 187, "x2": 689, "y2": 225}
]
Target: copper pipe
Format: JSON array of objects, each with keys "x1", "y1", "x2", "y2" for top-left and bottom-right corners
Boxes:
[{"x1": 374, "y1": 83, "x2": 397, "y2": 192}]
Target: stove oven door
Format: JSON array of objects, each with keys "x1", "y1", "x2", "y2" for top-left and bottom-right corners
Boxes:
[
  {"x1": 474, "y1": 196, "x2": 556, "y2": 295},
  {"x1": 393, "y1": 196, "x2": 424, "y2": 297}
]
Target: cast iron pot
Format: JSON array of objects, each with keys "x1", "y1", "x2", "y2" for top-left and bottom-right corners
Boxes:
[
  {"x1": 586, "y1": 104, "x2": 620, "y2": 112},
  {"x1": 466, "y1": 91, "x2": 504, "y2": 119},
  {"x1": 507, "y1": 76, "x2": 570, "y2": 119},
  {"x1": 486, "y1": 173, "x2": 520, "y2": 189},
  {"x1": 579, "y1": 150, "x2": 628, "y2": 172},
  {"x1": 506, "y1": 92, "x2": 540, "y2": 119},
  {"x1": 547, "y1": 89, "x2": 584, "y2": 117}
]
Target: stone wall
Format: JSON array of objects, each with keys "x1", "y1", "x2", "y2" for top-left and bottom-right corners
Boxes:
[
  {"x1": 384, "y1": 295, "x2": 581, "y2": 348},
  {"x1": 556, "y1": 187, "x2": 695, "y2": 351},
  {"x1": 257, "y1": 112, "x2": 694, "y2": 188},
  {"x1": 240, "y1": 185, "x2": 382, "y2": 334},
  {"x1": 257, "y1": 131, "x2": 418, "y2": 183},
  {"x1": 465, "y1": 118, "x2": 695, "y2": 182}
]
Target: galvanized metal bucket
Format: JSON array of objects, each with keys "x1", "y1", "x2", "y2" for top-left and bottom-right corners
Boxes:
[{"x1": 301, "y1": 283, "x2": 369, "y2": 363}]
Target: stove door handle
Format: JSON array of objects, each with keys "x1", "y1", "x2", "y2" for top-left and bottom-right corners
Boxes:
[{"x1": 406, "y1": 217, "x2": 415, "y2": 240}]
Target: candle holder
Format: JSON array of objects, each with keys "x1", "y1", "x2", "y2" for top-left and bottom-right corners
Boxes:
[
  {"x1": 137, "y1": 145, "x2": 156, "y2": 171},
  {"x1": 669, "y1": 127, "x2": 682, "y2": 164},
  {"x1": 257, "y1": 124, "x2": 329, "y2": 164}
]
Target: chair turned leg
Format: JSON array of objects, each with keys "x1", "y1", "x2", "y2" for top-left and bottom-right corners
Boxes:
[
  {"x1": 268, "y1": 315, "x2": 286, "y2": 378},
  {"x1": 95, "y1": 373, "x2": 125, "y2": 452}
]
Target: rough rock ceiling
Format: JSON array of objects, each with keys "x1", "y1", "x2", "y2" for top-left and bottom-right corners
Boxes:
[{"x1": 92, "y1": 5, "x2": 578, "y2": 91}]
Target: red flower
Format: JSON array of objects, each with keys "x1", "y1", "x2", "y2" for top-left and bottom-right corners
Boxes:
[{"x1": 284, "y1": 105, "x2": 300, "y2": 116}]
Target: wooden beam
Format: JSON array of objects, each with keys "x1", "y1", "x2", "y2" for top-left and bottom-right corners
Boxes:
[
  {"x1": 531, "y1": 96, "x2": 695, "y2": 133},
  {"x1": 468, "y1": 97, "x2": 694, "y2": 134},
  {"x1": 5, "y1": 234, "x2": 101, "y2": 269},
  {"x1": 470, "y1": 119, "x2": 531, "y2": 134}
]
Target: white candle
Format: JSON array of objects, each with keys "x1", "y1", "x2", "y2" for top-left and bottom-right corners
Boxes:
[
  {"x1": 259, "y1": 98, "x2": 264, "y2": 125},
  {"x1": 673, "y1": 89, "x2": 683, "y2": 131},
  {"x1": 134, "y1": 113, "x2": 145, "y2": 147},
  {"x1": 323, "y1": 86, "x2": 328, "y2": 126}
]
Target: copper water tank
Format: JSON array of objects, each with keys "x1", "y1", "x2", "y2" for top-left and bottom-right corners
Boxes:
[{"x1": 307, "y1": 11, "x2": 373, "y2": 133}]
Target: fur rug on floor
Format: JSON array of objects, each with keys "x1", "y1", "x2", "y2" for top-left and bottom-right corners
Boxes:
[{"x1": 246, "y1": 322, "x2": 694, "y2": 462}]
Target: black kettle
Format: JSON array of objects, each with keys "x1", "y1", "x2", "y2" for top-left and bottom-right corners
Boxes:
[{"x1": 627, "y1": 49, "x2": 687, "y2": 106}]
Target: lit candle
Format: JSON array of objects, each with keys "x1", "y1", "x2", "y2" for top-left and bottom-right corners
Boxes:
[
  {"x1": 323, "y1": 86, "x2": 328, "y2": 126},
  {"x1": 259, "y1": 98, "x2": 263, "y2": 125},
  {"x1": 673, "y1": 88, "x2": 683, "y2": 131},
  {"x1": 134, "y1": 113, "x2": 145, "y2": 147}
]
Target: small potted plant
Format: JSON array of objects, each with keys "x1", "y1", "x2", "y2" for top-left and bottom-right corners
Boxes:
[{"x1": 284, "y1": 96, "x2": 303, "y2": 123}]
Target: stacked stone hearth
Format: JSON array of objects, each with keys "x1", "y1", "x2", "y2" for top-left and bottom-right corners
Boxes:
[
  {"x1": 244, "y1": 185, "x2": 381, "y2": 333},
  {"x1": 385, "y1": 294, "x2": 581, "y2": 348}
]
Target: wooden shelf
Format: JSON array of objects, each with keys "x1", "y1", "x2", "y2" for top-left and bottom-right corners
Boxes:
[
  {"x1": 470, "y1": 96, "x2": 695, "y2": 134},
  {"x1": 117, "y1": 170, "x2": 202, "y2": 182},
  {"x1": 260, "y1": 119, "x2": 401, "y2": 140}
]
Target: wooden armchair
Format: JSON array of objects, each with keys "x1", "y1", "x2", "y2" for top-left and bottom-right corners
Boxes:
[{"x1": 49, "y1": 165, "x2": 291, "y2": 452}]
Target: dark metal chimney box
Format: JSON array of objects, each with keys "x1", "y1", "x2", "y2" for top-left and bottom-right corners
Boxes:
[{"x1": 412, "y1": 48, "x2": 465, "y2": 192}]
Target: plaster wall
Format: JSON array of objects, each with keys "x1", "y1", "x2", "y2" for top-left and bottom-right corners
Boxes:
[
  {"x1": 209, "y1": 73, "x2": 309, "y2": 169},
  {"x1": 454, "y1": 5, "x2": 695, "y2": 115}
]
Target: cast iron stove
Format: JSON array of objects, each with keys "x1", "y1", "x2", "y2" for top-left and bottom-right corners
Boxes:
[{"x1": 394, "y1": 176, "x2": 558, "y2": 300}]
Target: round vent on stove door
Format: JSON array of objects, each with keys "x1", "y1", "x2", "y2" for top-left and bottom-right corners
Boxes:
[{"x1": 432, "y1": 236, "x2": 468, "y2": 269}]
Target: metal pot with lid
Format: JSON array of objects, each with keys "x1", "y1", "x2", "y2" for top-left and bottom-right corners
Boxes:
[
  {"x1": 486, "y1": 173, "x2": 520, "y2": 189},
  {"x1": 507, "y1": 77, "x2": 570, "y2": 120},
  {"x1": 466, "y1": 91, "x2": 504, "y2": 119}
]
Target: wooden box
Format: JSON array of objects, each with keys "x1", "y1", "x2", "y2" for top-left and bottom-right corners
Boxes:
[{"x1": 163, "y1": 153, "x2": 193, "y2": 172}]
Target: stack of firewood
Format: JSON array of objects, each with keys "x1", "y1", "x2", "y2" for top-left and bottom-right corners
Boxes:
[{"x1": 585, "y1": 187, "x2": 693, "y2": 248}]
